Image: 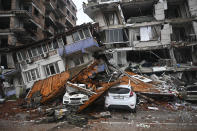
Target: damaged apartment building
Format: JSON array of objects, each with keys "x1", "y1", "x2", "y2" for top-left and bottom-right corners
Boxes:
[
  {"x1": 14, "y1": 23, "x2": 100, "y2": 95},
  {"x1": 83, "y1": 0, "x2": 197, "y2": 84},
  {"x1": 0, "y1": 0, "x2": 77, "y2": 97}
]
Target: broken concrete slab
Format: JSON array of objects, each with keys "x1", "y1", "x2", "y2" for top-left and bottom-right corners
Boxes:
[{"x1": 93, "y1": 111, "x2": 111, "y2": 118}]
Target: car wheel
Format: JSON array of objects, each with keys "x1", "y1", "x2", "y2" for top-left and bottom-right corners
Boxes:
[{"x1": 132, "y1": 107, "x2": 136, "y2": 113}]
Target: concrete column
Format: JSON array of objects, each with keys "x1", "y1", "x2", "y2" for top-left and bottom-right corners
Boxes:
[
  {"x1": 169, "y1": 47, "x2": 177, "y2": 68},
  {"x1": 13, "y1": 77, "x2": 20, "y2": 98},
  {"x1": 58, "y1": 60, "x2": 65, "y2": 73},
  {"x1": 113, "y1": 52, "x2": 118, "y2": 66},
  {"x1": 0, "y1": 54, "x2": 1, "y2": 66},
  {"x1": 192, "y1": 46, "x2": 197, "y2": 65},
  {"x1": 118, "y1": 4, "x2": 126, "y2": 24},
  {"x1": 7, "y1": 53, "x2": 15, "y2": 69},
  {"x1": 39, "y1": 65, "x2": 46, "y2": 79},
  {"x1": 129, "y1": 29, "x2": 134, "y2": 47},
  {"x1": 121, "y1": 51, "x2": 127, "y2": 66},
  {"x1": 192, "y1": 21, "x2": 197, "y2": 35},
  {"x1": 154, "y1": 0, "x2": 167, "y2": 20},
  {"x1": 10, "y1": 16, "x2": 15, "y2": 28},
  {"x1": 8, "y1": 35, "x2": 17, "y2": 46},
  {"x1": 11, "y1": 0, "x2": 17, "y2": 10}
]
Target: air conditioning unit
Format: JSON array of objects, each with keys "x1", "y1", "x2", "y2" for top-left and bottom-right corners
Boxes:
[
  {"x1": 41, "y1": 53, "x2": 49, "y2": 59},
  {"x1": 26, "y1": 59, "x2": 33, "y2": 64}
]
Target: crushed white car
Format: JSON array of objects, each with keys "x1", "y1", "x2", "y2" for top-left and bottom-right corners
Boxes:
[
  {"x1": 105, "y1": 84, "x2": 137, "y2": 112},
  {"x1": 63, "y1": 84, "x2": 89, "y2": 105}
]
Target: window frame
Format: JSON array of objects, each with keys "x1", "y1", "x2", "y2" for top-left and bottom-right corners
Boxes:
[
  {"x1": 57, "y1": 38, "x2": 64, "y2": 47},
  {"x1": 105, "y1": 29, "x2": 124, "y2": 43},
  {"x1": 16, "y1": 52, "x2": 23, "y2": 62},
  {"x1": 42, "y1": 43, "x2": 48, "y2": 53},
  {"x1": 25, "y1": 68, "x2": 40, "y2": 83},
  {"x1": 17, "y1": 51, "x2": 28, "y2": 62},
  {"x1": 83, "y1": 28, "x2": 91, "y2": 38},
  {"x1": 73, "y1": 56, "x2": 85, "y2": 66},
  {"x1": 44, "y1": 62, "x2": 60, "y2": 77},
  {"x1": 66, "y1": 28, "x2": 92, "y2": 44},
  {"x1": 27, "y1": 49, "x2": 33, "y2": 58},
  {"x1": 48, "y1": 40, "x2": 59, "y2": 51},
  {"x1": 31, "y1": 47, "x2": 39, "y2": 57}
]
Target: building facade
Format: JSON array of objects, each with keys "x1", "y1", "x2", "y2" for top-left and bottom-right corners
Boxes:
[
  {"x1": 0, "y1": 0, "x2": 77, "y2": 97},
  {"x1": 0, "y1": 0, "x2": 77, "y2": 70},
  {"x1": 83, "y1": 0, "x2": 197, "y2": 76}
]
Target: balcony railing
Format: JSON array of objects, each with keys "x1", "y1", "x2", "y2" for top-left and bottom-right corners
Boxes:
[
  {"x1": 46, "y1": 12, "x2": 56, "y2": 23},
  {"x1": 57, "y1": 18, "x2": 66, "y2": 27},
  {"x1": 45, "y1": 0, "x2": 57, "y2": 10},
  {"x1": 47, "y1": 26, "x2": 54, "y2": 35}
]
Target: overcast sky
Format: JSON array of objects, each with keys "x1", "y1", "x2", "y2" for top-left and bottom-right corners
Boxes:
[{"x1": 72, "y1": 0, "x2": 93, "y2": 25}]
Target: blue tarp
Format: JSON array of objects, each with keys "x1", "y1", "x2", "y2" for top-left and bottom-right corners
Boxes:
[
  {"x1": 0, "y1": 75, "x2": 5, "y2": 79},
  {"x1": 6, "y1": 90, "x2": 16, "y2": 96},
  {"x1": 58, "y1": 37, "x2": 99, "y2": 56},
  {"x1": 97, "y1": 64, "x2": 105, "y2": 72}
]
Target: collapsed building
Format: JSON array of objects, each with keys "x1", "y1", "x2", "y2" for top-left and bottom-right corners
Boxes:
[
  {"x1": 83, "y1": 0, "x2": 197, "y2": 85},
  {"x1": 14, "y1": 23, "x2": 100, "y2": 96},
  {"x1": 0, "y1": 0, "x2": 77, "y2": 98}
]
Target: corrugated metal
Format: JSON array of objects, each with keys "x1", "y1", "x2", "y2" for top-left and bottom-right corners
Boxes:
[{"x1": 27, "y1": 71, "x2": 70, "y2": 104}]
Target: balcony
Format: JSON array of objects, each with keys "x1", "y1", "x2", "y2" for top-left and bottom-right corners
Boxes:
[
  {"x1": 11, "y1": 27, "x2": 26, "y2": 33},
  {"x1": 46, "y1": 12, "x2": 56, "y2": 24},
  {"x1": 0, "y1": 11, "x2": 14, "y2": 17},
  {"x1": 0, "y1": 29, "x2": 11, "y2": 35},
  {"x1": 56, "y1": 18, "x2": 66, "y2": 28},
  {"x1": 45, "y1": 0, "x2": 56, "y2": 11},
  {"x1": 32, "y1": 0, "x2": 45, "y2": 14},
  {"x1": 55, "y1": 6, "x2": 66, "y2": 18},
  {"x1": 44, "y1": 26, "x2": 54, "y2": 36},
  {"x1": 12, "y1": 10, "x2": 32, "y2": 19}
]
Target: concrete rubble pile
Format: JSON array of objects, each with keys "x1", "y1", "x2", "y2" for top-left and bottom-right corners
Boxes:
[{"x1": 1, "y1": 57, "x2": 195, "y2": 126}]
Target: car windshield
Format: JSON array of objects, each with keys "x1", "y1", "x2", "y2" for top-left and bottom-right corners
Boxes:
[
  {"x1": 109, "y1": 88, "x2": 130, "y2": 94},
  {"x1": 69, "y1": 92, "x2": 80, "y2": 95}
]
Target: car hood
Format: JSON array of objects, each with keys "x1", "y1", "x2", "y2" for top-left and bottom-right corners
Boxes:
[{"x1": 64, "y1": 93, "x2": 86, "y2": 98}]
